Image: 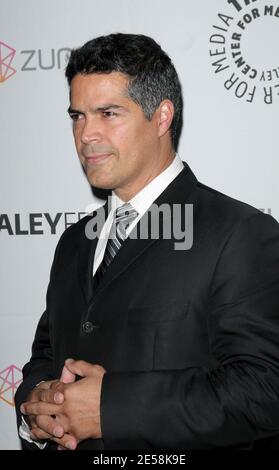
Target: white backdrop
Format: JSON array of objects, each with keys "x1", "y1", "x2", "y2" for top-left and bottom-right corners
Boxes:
[{"x1": 1, "y1": 0, "x2": 278, "y2": 449}]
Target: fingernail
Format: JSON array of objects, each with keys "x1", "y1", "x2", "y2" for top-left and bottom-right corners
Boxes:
[
  {"x1": 65, "y1": 358, "x2": 75, "y2": 365},
  {"x1": 66, "y1": 441, "x2": 75, "y2": 450},
  {"x1": 53, "y1": 426, "x2": 63, "y2": 438},
  {"x1": 54, "y1": 392, "x2": 64, "y2": 404}
]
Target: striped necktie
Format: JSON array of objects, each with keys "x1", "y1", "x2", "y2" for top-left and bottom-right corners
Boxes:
[{"x1": 93, "y1": 202, "x2": 138, "y2": 288}]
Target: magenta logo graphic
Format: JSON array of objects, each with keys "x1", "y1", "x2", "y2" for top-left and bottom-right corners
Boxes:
[
  {"x1": 0, "y1": 41, "x2": 16, "y2": 83},
  {"x1": 0, "y1": 365, "x2": 22, "y2": 406}
]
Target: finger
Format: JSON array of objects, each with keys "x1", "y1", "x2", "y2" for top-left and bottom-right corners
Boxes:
[
  {"x1": 35, "y1": 414, "x2": 65, "y2": 438},
  {"x1": 52, "y1": 435, "x2": 78, "y2": 450},
  {"x1": 30, "y1": 427, "x2": 76, "y2": 450},
  {"x1": 55, "y1": 434, "x2": 79, "y2": 450},
  {"x1": 42, "y1": 386, "x2": 64, "y2": 404},
  {"x1": 37, "y1": 379, "x2": 60, "y2": 390},
  {"x1": 21, "y1": 401, "x2": 61, "y2": 417},
  {"x1": 28, "y1": 380, "x2": 61, "y2": 404},
  {"x1": 64, "y1": 359, "x2": 96, "y2": 377},
  {"x1": 27, "y1": 384, "x2": 50, "y2": 403},
  {"x1": 33, "y1": 387, "x2": 65, "y2": 405},
  {"x1": 36, "y1": 382, "x2": 53, "y2": 390},
  {"x1": 42, "y1": 387, "x2": 65, "y2": 404},
  {"x1": 29, "y1": 416, "x2": 55, "y2": 441},
  {"x1": 31, "y1": 428, "x2": 78, "y2": 450},
  {"x1": 60, "y1": 364, "x2": 76, "y2": 384},
  {"x1": 50, "y1": 381, "x2": 68, "y2": 397},
  {"x1": 30, "y1": 425, "x2": 52, "y2": 441}
]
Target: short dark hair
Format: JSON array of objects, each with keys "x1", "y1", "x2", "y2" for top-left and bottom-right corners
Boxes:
[{"x1": 65, "y1": 33, "x2": 183, "y2": 150}]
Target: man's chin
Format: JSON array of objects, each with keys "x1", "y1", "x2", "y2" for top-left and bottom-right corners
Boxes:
[
  {"x1": 84, "y1": 169, "x2": 112, "y2": 188},
  {"x1": 87, "y1": 175, "x2": 115, "y2": 191}
]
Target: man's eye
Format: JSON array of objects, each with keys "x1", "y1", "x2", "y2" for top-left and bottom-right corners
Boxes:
[
  {"x1": 69, "y1": 113, "x2": 82, "y2": 122},
  {"x1": 102, "y1": 111, "x2": 117, "y2": 118}
]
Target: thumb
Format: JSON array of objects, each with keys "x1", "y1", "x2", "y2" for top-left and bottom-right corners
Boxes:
[
  {"x1": 64, "y1": 359, "x2": 95, "y2": 378},
  {"x1": 60, "y1": 359, "x2": 76, "y2": 383}
]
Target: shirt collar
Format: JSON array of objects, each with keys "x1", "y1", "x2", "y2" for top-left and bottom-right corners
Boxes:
[{"x1": 110, "y1": 154, "x2": 184, "y2": 216}]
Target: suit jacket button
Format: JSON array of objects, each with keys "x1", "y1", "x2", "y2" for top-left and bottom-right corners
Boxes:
[{"x1": 82, "y1": 321, "x2": 95, "y2": 334}]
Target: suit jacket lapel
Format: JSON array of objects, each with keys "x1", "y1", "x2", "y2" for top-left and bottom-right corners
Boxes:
[{"x1": 78, "y1": 200, "x2": 109, "y2": 304}]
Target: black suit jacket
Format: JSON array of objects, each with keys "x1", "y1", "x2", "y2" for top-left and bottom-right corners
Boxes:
[{"x1": 15, "y1": 163, "x2": 279, "y2": 450}]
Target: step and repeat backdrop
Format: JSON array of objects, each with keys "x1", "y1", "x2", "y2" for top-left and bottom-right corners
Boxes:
[{"x1": 1, "y1": 0, "x2": 278, "y2": 449}]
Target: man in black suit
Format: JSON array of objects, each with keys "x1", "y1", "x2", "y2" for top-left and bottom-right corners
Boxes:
[{"x1": 16, "y1": 33, "x2": 279, "y2": 450}]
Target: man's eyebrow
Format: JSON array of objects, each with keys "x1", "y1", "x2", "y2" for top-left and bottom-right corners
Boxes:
[
  {"x1": 96, "y1": 104, "x2": 125, "y2": 111},
  {"x1": 67, "y1": 104, "x2": 126, "y2": 114},
  {"x1": 67, "y1": 107, "x2": 82, "y2": 114}
]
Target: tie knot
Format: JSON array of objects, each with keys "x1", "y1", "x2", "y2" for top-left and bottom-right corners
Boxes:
[{"x1": 115, "y1": 203, "x2": 138, "y2": 227}]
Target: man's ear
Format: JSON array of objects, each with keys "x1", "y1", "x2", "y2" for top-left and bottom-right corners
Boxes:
[{"x1": 157, "y1": 99, "x2": 174, "y2": 138}]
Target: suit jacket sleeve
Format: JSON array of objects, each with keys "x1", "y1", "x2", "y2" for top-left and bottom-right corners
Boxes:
[
  {"x1": 14, "y1": 230, "x2": 67, "y2": 448},
  {"x1": 100, "y1": 212, "x2": 279, "y2": 449}
]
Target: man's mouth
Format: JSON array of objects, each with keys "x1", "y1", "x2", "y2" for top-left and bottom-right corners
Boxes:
[{"x1": 84, "y1": 153, "x2": 112, "y2": 164}]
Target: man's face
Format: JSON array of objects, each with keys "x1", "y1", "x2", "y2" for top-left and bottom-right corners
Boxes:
[{"x1": 69, "y1": 72, "x2": 168, "y2": 201}]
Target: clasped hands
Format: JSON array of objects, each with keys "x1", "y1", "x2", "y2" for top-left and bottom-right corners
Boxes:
[{"x1": 20, "y1": 359, "x2": 106, "y2": 450}]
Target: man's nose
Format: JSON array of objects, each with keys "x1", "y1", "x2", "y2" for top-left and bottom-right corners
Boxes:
[{"x1": 80, "y1": 118, "x2": 103, "y2": 144}]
